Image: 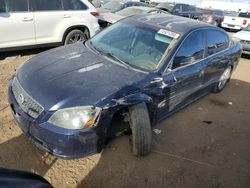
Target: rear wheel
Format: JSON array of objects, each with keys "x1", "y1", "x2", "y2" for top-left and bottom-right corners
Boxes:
[
  {"x1": 64, "y1": 29, "x2": 89, "y2": 45},
  {"x1": 212, "y1": 66, "x2": 232, "y2": 93},
  {"x1": 129, "y1": 103, "x2": 152, "y2": 156}
]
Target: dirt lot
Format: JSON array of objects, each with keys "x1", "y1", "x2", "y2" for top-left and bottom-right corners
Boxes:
[{"x1": 0, "y1": 49, "x2": 250, "y2": 188}]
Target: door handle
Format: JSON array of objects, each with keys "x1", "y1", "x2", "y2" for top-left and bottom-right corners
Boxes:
[
  {"x1": 63, "y1": 14, "x2": 71, "y2": 18},
  {"x1": 23, "y1": 17, "x2": 33, "y2": 21}
]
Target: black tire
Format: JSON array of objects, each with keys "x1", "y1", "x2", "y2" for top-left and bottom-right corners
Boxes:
[
  {"x1": 64, "y1": 29, "x2": 89, "y2": 45},
  {"x1": 212, "y1": 66, "x2": 232, "y2": 93},
  {"x1": 129, "y1": 103, "x2": 152, "y2": 156}
]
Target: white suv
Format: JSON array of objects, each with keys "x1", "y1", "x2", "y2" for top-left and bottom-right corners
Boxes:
[{"x1": 0, "y1": 0, "x2": 100, "y2": 51}]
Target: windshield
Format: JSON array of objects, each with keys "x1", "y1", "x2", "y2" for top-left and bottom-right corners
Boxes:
[
  {"x1": 103, "y1": 1, "x2": 123, "y2": 11},
  {"x1": 89, "y1": 20, "x2": 178, "y2": 71},
  {"x1": 155, "y1": 3, "x2": 175, "y2": 11}
]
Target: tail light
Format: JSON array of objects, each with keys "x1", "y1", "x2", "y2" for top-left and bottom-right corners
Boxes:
[
  {"x1": 243, "y1": 19, "x2": 247, "y2": 25},
  {"x1": 207, "y1": 15, "x2": 214, "y2": 23},
  {"x1": 90, "y1": 12, "x2": 99, "y2": 17}
]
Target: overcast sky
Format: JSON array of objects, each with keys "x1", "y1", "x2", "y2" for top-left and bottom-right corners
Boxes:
[{"x1": 171, "y1": 0, "x2": 250, "y2": 5}]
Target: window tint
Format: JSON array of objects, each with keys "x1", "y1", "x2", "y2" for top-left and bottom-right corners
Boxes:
[
  {"x1": 173, "y1": 4, "x2": 181, "y2": 12},
  {"x1": 31, "y1": 0, "x2": 62, "y2": 11},
  {"x1": 0, "y1": 0, "x2": 6, "y2": 12},
  {"x1": 182, "y1": 4, "x2": 189, "y2": 12},
  {"x1": 190, "y1": 6, "x2": 196, "y2": 11},
  {"x1": 207, "y1": 30, "x2": 228, "y2": 56},
  {"x1": 123, "y1": 2, "x2": 131, "y2": 8},
  {"x1": 214, "y1": 10, "x2": 223, "y2": 16},
  {"x1": 63, "y1": 0, "x2": 87, "y2": 10},
  {"x1": 5, "y1": 0, "x2": 28, "y2": 12},
  {"x1": 172, "y1": 31, "x2": 204, "y2": 69},
  {"x1": 239, "y1": 12, "x2": 250, "y2": 18}
]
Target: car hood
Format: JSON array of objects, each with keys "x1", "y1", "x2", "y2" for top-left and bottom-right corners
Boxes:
[
  {"x1": 16, "y1": 43, "x2": 146, "y2": 111},
  {"x1": 233, "y1": 30, "x2": 250, "y2": 40}
]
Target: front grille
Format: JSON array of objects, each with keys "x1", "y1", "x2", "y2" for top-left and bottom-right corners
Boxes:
[
  {"x1": 240, "y1": 40, "x2": 250, "y2": 45},
  {"x1": 12, "y1": 77, "x2": 44, "y2": 119}
]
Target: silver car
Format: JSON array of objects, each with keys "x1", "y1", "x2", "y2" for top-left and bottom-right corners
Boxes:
[{"x1": 233, "y1": 24, "x2": 250, "y2": 55}]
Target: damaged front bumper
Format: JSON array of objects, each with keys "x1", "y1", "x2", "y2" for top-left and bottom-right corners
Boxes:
[{"x1": 8, "y1": 80, "x2": 101, "y2": 159}]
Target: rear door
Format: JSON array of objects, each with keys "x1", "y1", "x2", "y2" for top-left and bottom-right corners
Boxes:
[
  {"x1": 158, "y1": 30, "x2": 206, "y2": 118},
  {"x1": 203, "y1": 29, "x2": 230, "y2": 86},
  {"x1": 181, "y1": 4, "x2": 191, "y2": 18},
  {"x1": 0, "y1": 0, "x2": 35, "y2": 48},
  {"x1": 62, "y1": 0, "x2": 94, "y2": 35},
  {"x1": 30, "y1": 0, "x2": 72, "y2": 45}
]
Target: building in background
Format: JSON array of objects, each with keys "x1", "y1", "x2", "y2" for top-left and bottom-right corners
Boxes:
[{"x1": 199, "y1": 0, "x2": 250, "y2": 12}]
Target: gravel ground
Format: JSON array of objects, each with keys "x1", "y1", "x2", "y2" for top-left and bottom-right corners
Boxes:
[{"x1": 0, "y1": 49, "x2": 249, "y2": 188}]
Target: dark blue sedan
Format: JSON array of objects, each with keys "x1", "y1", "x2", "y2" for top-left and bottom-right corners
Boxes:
[{"x1": 8, "y1": 14, "x2": 242, "y2": 159}]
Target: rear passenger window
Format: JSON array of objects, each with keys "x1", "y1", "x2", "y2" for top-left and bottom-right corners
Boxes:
[
  {"x1": 63, "y1": 0, "x2": 88, "y2": 10},
  {"x1": 172, "y1": 31, "x2": 204, "y2": 69},
  {"x1": 190, "y1": 6, "x2": 196, "y2": 11},
  {"x1": 207, "y1": 30, "x2": 228, "y2": 56},
  {"x1": 5, "y1": 0, "x2": 28, "y2": 12},
  {"x1": 31, "y1": 0, "x2": 63, "y2": 11}
]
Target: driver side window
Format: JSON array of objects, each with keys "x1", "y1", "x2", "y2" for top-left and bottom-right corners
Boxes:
[{"x1": 172, "y1": 30, "x2": 205, "y2": 69}]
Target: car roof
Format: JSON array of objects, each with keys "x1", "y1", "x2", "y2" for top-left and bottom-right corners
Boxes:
[
  {"x1": 131, "y1": 13, "x2": 214, "y2": 34},
  {"x1": 125, "y1": 6, "x2": 160, "y2": 11}
]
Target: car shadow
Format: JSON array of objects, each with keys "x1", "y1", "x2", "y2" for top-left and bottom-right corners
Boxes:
[
  {"x1": 0, "y1": 134, "x2": 57, "y2": 176},
  {"x1": 242, "y1": 54, "x2": 250, "y2": 59},
  {"x1": 77, "y1": 79, "x2": 250, "y2": 188},
  {"x1": 0, "y1": 47, "x2": 53, "y2": 61}
]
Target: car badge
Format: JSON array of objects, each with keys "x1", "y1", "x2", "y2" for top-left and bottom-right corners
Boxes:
[{"x1": 19, "y1": 94, "x2": 25, "y2": 104}]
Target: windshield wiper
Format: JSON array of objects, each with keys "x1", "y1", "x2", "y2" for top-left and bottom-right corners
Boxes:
[
  {"x1": 88, "y1": 41, "x2": 136, "y2": 70},
  {"x1": 102, "y1": 51, "x2": 126, "y2": 64},
  {"x1": 93, "y1": 48, "x2": 131, "y2": 68}
]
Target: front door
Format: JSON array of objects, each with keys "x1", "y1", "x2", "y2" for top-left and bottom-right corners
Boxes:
[{"x1": 157, "y1": 30, "x2": 206, "y2": 119}]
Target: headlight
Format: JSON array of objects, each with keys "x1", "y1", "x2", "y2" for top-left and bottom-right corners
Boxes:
[{"x1": 48, "y1": 106, "x2": 101, "y2": 130}]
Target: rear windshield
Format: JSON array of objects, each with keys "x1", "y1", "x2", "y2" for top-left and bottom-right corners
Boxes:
[
  {"x1": 213, "y1": 10, "x2": 224, "y2": 16},
  {"x1": 117, "y1": 7, "x2": 145, "y2": 17},
  {"x1": 201, "y1": 9, "x2": 212, "y2": 15},
  {"x1": 238, "y1": 12, "x2": 250, "y2": 18},
  {"x1": 102, "y1": 1, "x2": 122, "y2": 11},
  {"x1": 155, "y1": 3, "x2": 175, "y2": 11}
]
